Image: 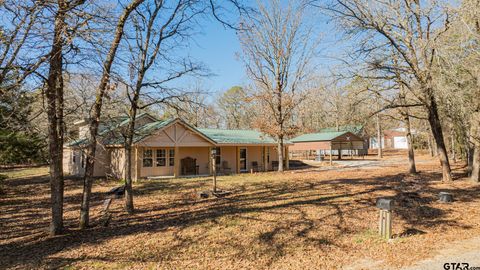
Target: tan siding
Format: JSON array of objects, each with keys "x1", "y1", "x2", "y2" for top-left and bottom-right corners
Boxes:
[
  {"x1": 290, "y1": 141, "x2": 331, "y2": 151},
  {"x1": 245, "y1": 146, "x2": 263, "y2": 171},
  {"x1": 62, "y1": 148, "x2": 73, "y2": 175},
  {"x1": 110, "y1": 148, "x2": 126, "y2": 179},
  {"x1": 93, "y1": 144, "x2": 109, "y2": 177},
  {"x1": 267, "y1": 146, "x2": 279, "y2": 170},
  {"x1": 219, "y1": 146, "x2": 237, "y2": 173},
  {"x1": 178, "y1": 147, "x2": 210, "y2": 175},
  {"x1": 138, "y1": 122, "x2": 213, "y2": 147}
]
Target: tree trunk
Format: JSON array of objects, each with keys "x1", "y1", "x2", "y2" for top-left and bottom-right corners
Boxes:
[
  {"x1": 124, "y1": 105, "x2": 138, "y2": 214},
  {"x1": 405, "y1": 113, "x2": 416, "y2": 174},
  {"x1": 467, "y1": 146, "x2": 474, "y2": 176},
  {"x1": 427, "y1": 132, "x2": 434, "y2": 157},
  {"x1": 79, "y1": 0, "x2": 143, "y2": 229},
  {"x1": 277, "y1": 137, "x2": 284, "y2": 172},
  {"x1": 46, "y1": 1, "x2": 66, "y2": 236},
  {"x1": 451, "y1": 132, "x2": 456, "y2": 163},
  {"x1": 472, "y1": 146, "x2": 480, "y2": 182},
  {"x1": 427, "y1": 96, "x2": 452, "y2": 182},
  {"x1": 376, "y1": 113, "x2": 383, "y2": 158},
  {"x1": 470, "y1": 111, "x2": 480, "y2": 182},
  {"x1": 124, "y1": 143, "x2": 134, "y2": 213}
]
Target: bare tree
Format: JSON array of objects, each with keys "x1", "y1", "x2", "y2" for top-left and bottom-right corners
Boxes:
[
  {"x1": 324, "y1": 0, "x2": 454, "y2": 181},
  {"x1": 239, "y1": 0, "x2": 318, "y2": 171},
  {"x1": 79, "y1": 0, "x2": 249, "y2": 227},
  {"x1": 80, "y1": 0, "x2": 144, "y2": 229},
  {"x1": 45, "y1": 0, "x2": 88, "y2": 235},
  {"x1": 120, "y1": 0, "x2": 206, "y2": 213},
  {"x1": 0, "y1": 0, "x2": 47, "y2": 91}
]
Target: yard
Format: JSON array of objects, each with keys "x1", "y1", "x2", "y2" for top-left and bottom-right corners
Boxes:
[{"x1": 1, "y1": 151, "x2": 480, "y2": 269}]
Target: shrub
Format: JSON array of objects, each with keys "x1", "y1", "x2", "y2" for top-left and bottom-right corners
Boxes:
[{"x1": 0, "y1": 174, "x2": 7, "y2": 194}]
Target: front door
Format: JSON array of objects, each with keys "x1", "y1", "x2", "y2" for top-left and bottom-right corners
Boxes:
[{"x1": 239, "y1": 148, "x2": 247, "y2": 172}]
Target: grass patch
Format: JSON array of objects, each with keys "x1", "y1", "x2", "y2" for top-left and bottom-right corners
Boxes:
[{"x1": 0, "y1": 166, "x2": 48, "y2": 179}]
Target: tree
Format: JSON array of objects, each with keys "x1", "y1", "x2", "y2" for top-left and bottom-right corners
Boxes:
[
  {"x1": 0, "y1": 0, "x2": 46, "y2": 91},
  {"x1": 325, "y1": 0, "x2": 454, "y2": 181},
  {"x1": 79, "y1": 0, "x2": 248, "y2": 226},
  {"x1": 217, "y1": 86, "x2": 253, "y2": 129},
  {"x1": 163, "y1": 87, "x2": 220, "y2": 128},
  {"x1": 120, "y1": 0, "x2": 207, "y2": 213},
  {"x1": 80, "y1": 0, "x2": 144, "y2": 229},
  {"x1": 239, "y1": 0, "x2": 318, "y2": 171},
  {"x1": 0, "y1": 83, "x2": 46, "y2": 165},
  {"x1": 435, "y1": 0, "x2": 479, "y2": 182},
  {"x1": 44, "y1": 0, "x2": 89, "y2": 235}
]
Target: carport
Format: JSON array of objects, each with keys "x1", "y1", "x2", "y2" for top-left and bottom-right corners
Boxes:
[{"x1": 289, "y1": 131, "x2": 366, "y2": 164}]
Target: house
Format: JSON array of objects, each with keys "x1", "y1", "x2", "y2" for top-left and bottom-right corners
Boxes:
[
  {"x1": 63, "y1": 114, "x2": 289, "y2": 180},
  {"x1": 369, "y1": 128, "x2": 409, "y2": 149},
  {"x1": 289, "y1": 131, "x2": 366, "y2": 162}
]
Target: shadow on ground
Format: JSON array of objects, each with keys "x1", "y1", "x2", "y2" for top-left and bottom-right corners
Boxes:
[{"x1": 0, "y1": 164, "x2": 478, "y2": 269}]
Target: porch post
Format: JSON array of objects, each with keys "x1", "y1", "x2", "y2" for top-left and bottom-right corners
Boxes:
[
  {"x1": 208, "y1": 147, "x2": 213, "y2": 175},
  {"x1": 329, "y1": 142, "x2": 333, "y2": 165},
  {"x1": 174, "y1": 146, "x2": 180, "y2": 178},
  {"x1": 236, "y1": 146, "x2": 240, "y2": 174},
  {"x1": 285, "y1": 146, "x2": 290, "y2": 170},
  {"x1": 263, "y1": 146, "x2": 268, "y2": 172}
]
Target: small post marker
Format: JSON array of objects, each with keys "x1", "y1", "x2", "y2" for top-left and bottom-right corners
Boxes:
[{"x1": 376, "y1": 198, "x2": 394, "y2": 239}]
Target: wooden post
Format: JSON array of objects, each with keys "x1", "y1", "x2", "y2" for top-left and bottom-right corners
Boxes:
[
  {"x1": 350, "y1": 143, "x2": 353, "y2": 160},
  {"x1": 329, "y1": 143, "x2": 333, "y2": 165},
  {"x1": 378, "y1": 210, "x2": 384, "y2": 237},
  {"x1": 263, "y1": 146, "x2": 268, "y2": 172},
  {"x1": 236, "y1": 146, "x2": 240, "y2": 174},
  {"x1": 211, "y1": 153, "x2": 217, "y2": 193},
  {"x1": 173, "y1": 146, "x2": 180, "y2": 178},
  {"x1": 385, "y1": 211, "x2": 392, "y2": 239},
  {"x1": 208, "y1": 147, "x2": 213, "y2": 175},
  {"x1": 285, "y1": 146, "x2": 290, "y2": 170},
  {"x1": 379, "y1": 210, "x2": 392, "y2": 239},
  {"x1": 338, "y1": 144, "x2": 342, "y2": 160}
]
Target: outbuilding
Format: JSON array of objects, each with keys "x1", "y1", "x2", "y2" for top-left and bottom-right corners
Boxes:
[{"x1": 289, "y1": 131, "x2": 366, "y2": 163}]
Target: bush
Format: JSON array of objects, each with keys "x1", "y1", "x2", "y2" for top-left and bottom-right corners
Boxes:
[{"x1": 0, "y1": 174, "x2": 7, "y2": 194}]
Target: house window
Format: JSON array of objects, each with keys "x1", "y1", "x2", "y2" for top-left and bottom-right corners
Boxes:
[
  {"x1": 156, "y1": 149, "x2": 166, "y2": 167},
  {"x1": 215, "y1": 147, "x2": 221, "y2": 165},
  {"x1": 72, "y1": 152, "x2": 76, "y2": 163},
  {"x1": 169, "y1": 149, "x2": 175, "y2": 166},
  {"x1": 143, "y1": 149, "x2": 153, "y2": 167}
]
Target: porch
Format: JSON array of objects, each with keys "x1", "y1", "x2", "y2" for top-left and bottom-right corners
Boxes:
[{"x1": 132, "y1": 145, "x2": 287, "y2": 181}]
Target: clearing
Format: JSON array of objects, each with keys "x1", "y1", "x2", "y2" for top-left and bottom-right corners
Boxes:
[{"x1": 1, "y1": 151, "x2": 479, "y2": 269}]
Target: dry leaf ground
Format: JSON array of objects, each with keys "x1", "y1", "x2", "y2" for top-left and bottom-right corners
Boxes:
[{"x1": 1, "y1": 150, "x2": 479, "y2": 269}]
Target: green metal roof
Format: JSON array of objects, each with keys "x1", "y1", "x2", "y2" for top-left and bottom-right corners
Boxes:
[
  {"x1": 67, "y1": 115, "x2": 281, "y2": 147},
  {"x1": 318, "y1": 125, "x2": 363, "y2": 135},
  {"x1": 67, "y1": 114, "x2": 172, "y2": 147},
  {"x1": 291, "y1": 131, "x2": 348, "y2": 143},
  {"x1": 197, "y1": 128, "x2": 277, "y2": 145}
]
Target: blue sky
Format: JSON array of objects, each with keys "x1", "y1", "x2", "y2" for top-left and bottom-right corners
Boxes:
[
  {"x1": 187, "y1": 8, "x2": 346, "y2": 97},
  {"x1": 187, "y1": 19, "x2": 246, "y2": 94}
]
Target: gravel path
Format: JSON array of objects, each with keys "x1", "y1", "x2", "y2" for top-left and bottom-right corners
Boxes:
[
  {"x1": 343, "y1": 235, "x2": 480, "y2": 270},
  {"x1": 301, "y1": 156, "x2": 431, "y2": 172},
  {"x1": 400, "y1": 236, "x2": 480, "y2": 270}
]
